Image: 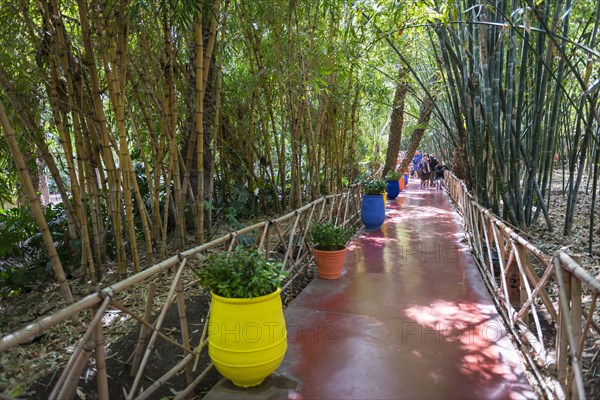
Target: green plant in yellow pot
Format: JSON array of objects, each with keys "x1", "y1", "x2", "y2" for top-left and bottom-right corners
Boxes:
[{"x1": 199, "y1": 246, "x2": 288, "y2": 387}]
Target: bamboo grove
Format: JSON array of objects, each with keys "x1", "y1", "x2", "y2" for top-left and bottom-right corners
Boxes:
[
  {"x1": 425, "y1": 0, "x2": 599, "y2": 240},
  {"x1": 0, "y1": 0, "x2": 415, "y2": 295},
  {"x1": 0, "y1": 0, "x2": 598, "y2": 303}
]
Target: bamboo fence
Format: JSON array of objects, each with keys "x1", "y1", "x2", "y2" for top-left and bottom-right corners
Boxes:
[
  {"x1": 0, "y1": 185, "x2": 362, "y2": 400},
  {"x1": 446, "y1": 172, "x2": 600, "y2": 400}
]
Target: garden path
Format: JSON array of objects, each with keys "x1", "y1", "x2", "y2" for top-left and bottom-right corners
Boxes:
[{"x1": 206, "y1": 179, "x2": 537, "y2": 399}]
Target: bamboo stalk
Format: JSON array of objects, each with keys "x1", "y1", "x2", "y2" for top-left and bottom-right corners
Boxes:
[
  {"x1": 497, "y1": 243, "x2": 515, "y2": 324},
  {"x1": 127, "y1": 259, "x2": 188, "y2": 400},
  {"x1": 490, "y1": 222, "x2": 507, "y2": 286},
  {"x1": 283, "y1": 212, "x2": 301, "y2": 268},
  {"x1": 271, "y1": 222, "x2": 287, "y2": 254},
  {"x1": 174, "y1": 364, "x2": 214, "y2": 400},
  {"x1": 174, "y1": 264, "x2": 193, "y2": 386},
  {"x1": 514, "y1": 259, "x2": 556, "y2": 323},
  {"x1": 517, "y1": 319, "x2": 556, "y2": 371},
  {"x1": 92, "y1": 304, "x2": 109, "y2": 400},
  {"x1": 578, "y1": 293, "x2": 598, "y2": 358},
  {"x1": 0, "y1": 99, "x2": 76, "y2": 314},
  {"x1": 282, "y1": 252, "x2": 312, "y2": 291},
  {"x1": 193, "y1": 308, "x2": 211, "y2": 372},
  {"x1": 135, "y1": 354, "x2": 194, "y2": 400},
  {"x1": 194, "y1": 16, "x2": 205, "y2": 244},
  {"x1": 49, "y1": 292, "x2": 112, "y2": 400},
  {"x1": 481, "y1": 216, "x2": 495, "y2": 278},
  {"x1": 569, "y1": 256, "x2": 583, "y2": 399},
  {"x1": 259, "y1": 222, "x2": 271, "y2": 253},
  {"x1": 110, "y1": 299, "x2": 190, "y2": 354},
  {"x1": 553, "y1": 257, "x2": 586, "y2": 399},
  {"x1": 55, "y1": 337, "x2": 95, "y2": 400},
  {"x1": 131, "y1": 283, "x2": 156, "y2": 376},
  {"x1": 296, "y1": 206, "x2": 316, "y2": 265},
  {"x1": 558, "y1": 252, "x2": 600, "y2": 293},
  {"x1": 287, "y1": 250, "x2": 312, "y2": 280},
  {"x1": 227, "y1": 233, "x2": 237, "y2": 252},
  {"x1": 513, "y1": 243, "x2": 544, "y2": 351}
]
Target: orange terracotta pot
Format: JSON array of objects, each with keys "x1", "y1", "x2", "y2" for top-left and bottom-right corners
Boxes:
[
  {"x1": 313, "y1": 247, "x2": 347, "y2": 279},
  {"x1": 399, "y1": 178, "x2": 405, "y2": 191}
]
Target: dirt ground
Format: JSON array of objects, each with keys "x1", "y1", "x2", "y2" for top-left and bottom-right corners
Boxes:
[
  {"x1": 510, "y1": 170, "x2": 600, "y2": 399},
  {"x1": 1, "y1": 263, "x2": 315, "y2": 400}
]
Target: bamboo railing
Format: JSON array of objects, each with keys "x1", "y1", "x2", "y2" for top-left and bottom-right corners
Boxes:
[
  {"x1": 445, "y1": 172, "x2": 600, "y2": 400},
  {"x1": 0, "y1": 185, "x2": 362, "y2": 400}
]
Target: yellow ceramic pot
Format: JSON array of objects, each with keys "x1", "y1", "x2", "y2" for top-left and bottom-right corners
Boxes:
[
  {"x1": 208, "y1": 288, "x2": 287, "y2": 387},
  {"x1": 383, "y1": 192, "x2": 387, "y2": 206}
]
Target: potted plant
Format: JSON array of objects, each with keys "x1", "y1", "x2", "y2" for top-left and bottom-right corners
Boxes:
[
  {"x1": 308, "y1": 221, "x2": 354, "y2": 279},
  {"x1": 198, "y1": 246, "x2": 288, "y2": 388},
  {"x1": 361, "y1": 179, "x2": 386, "y2": 229},
  {"x1": 385, "y1": 169, "x2": 402, "y2": 199}
]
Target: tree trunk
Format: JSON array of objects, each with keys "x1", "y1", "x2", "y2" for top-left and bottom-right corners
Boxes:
[
  {"x1": 398, "y1": 94, "x2": 436, "y2": 174},
  {"x1": 382, "y1": 65, "x2": 409, "y2": 178}
]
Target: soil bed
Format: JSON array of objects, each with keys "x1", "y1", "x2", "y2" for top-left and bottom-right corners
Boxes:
[{"x1": 18, "y1": 265, "x2": 316, "y2": 399}]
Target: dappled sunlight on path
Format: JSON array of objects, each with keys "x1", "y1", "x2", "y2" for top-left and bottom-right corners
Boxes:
[{"x1": 277, "y1": 180, "x2": 537, "y2": 399}]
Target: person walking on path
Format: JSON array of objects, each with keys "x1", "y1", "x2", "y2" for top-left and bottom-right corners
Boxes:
[
  {"x1": 434, "y1": 164, "x2": 446, "y2": 190},
  {"x1": 418, "y1": 156, "x2": 431, "y2": 189},
  {"x1": 412, "y1": 151, "x2": 421, "y2": 178},
  {"x1": 428, "y1": 154, "x2": 438, "y2": 186}
]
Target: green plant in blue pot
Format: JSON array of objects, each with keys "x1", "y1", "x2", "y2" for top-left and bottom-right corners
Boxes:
[
  {"x1": 361, "y1": 180, "x2": 386, "y2": 229},
  {"x1": 385, "y1": 170, "x2": 402, "y2": 199}
]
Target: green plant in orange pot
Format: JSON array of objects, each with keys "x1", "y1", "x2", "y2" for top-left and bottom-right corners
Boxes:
[
  {"x1": 198, "y1": 246, "x2": 288, "y2": 387},
  {"x1": 308, "y1": 221, "x2": 354, "y2": 280}
]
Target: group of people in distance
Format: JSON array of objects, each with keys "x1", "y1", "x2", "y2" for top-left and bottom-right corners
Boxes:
[{"x1": 411, "y1": 150, "x2": 446, "y2": 190}]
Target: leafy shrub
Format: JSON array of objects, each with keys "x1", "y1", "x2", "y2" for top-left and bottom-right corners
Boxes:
[
  {"x1": 308, "y1": 222, "x2": 354, "y2": 251},
  {"x1": 362, "y1": 179, "x2": 386, "y2": 195},
  {"x1": 385, "y1": 170, "x2": 402, "y2": 180},
  {"x1": 198, "y1": 246, "x2": 286, "y2": 298},
  {"x1": 0, "y1": 207, "x2": 39, "y2": 258},
  {"x1": 0, "y1": 203, "x2": 73, "y2": 298}
]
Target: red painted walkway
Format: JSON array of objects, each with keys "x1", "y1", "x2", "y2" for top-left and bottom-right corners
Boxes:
[
  {"x1": 207, "y1": 182, "x2": 538, "y2": 399},
  {"x1": 276, "y1": 181, "x2": 537, "y2": 399}
]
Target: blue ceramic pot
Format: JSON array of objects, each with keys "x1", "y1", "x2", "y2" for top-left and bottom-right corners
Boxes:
[
  {"x1": 386, "y1": 180, "x2": 400, "y2": 200},
  {"x1": 361, "y1": 194, "x2": 385, "y2": 229}
]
